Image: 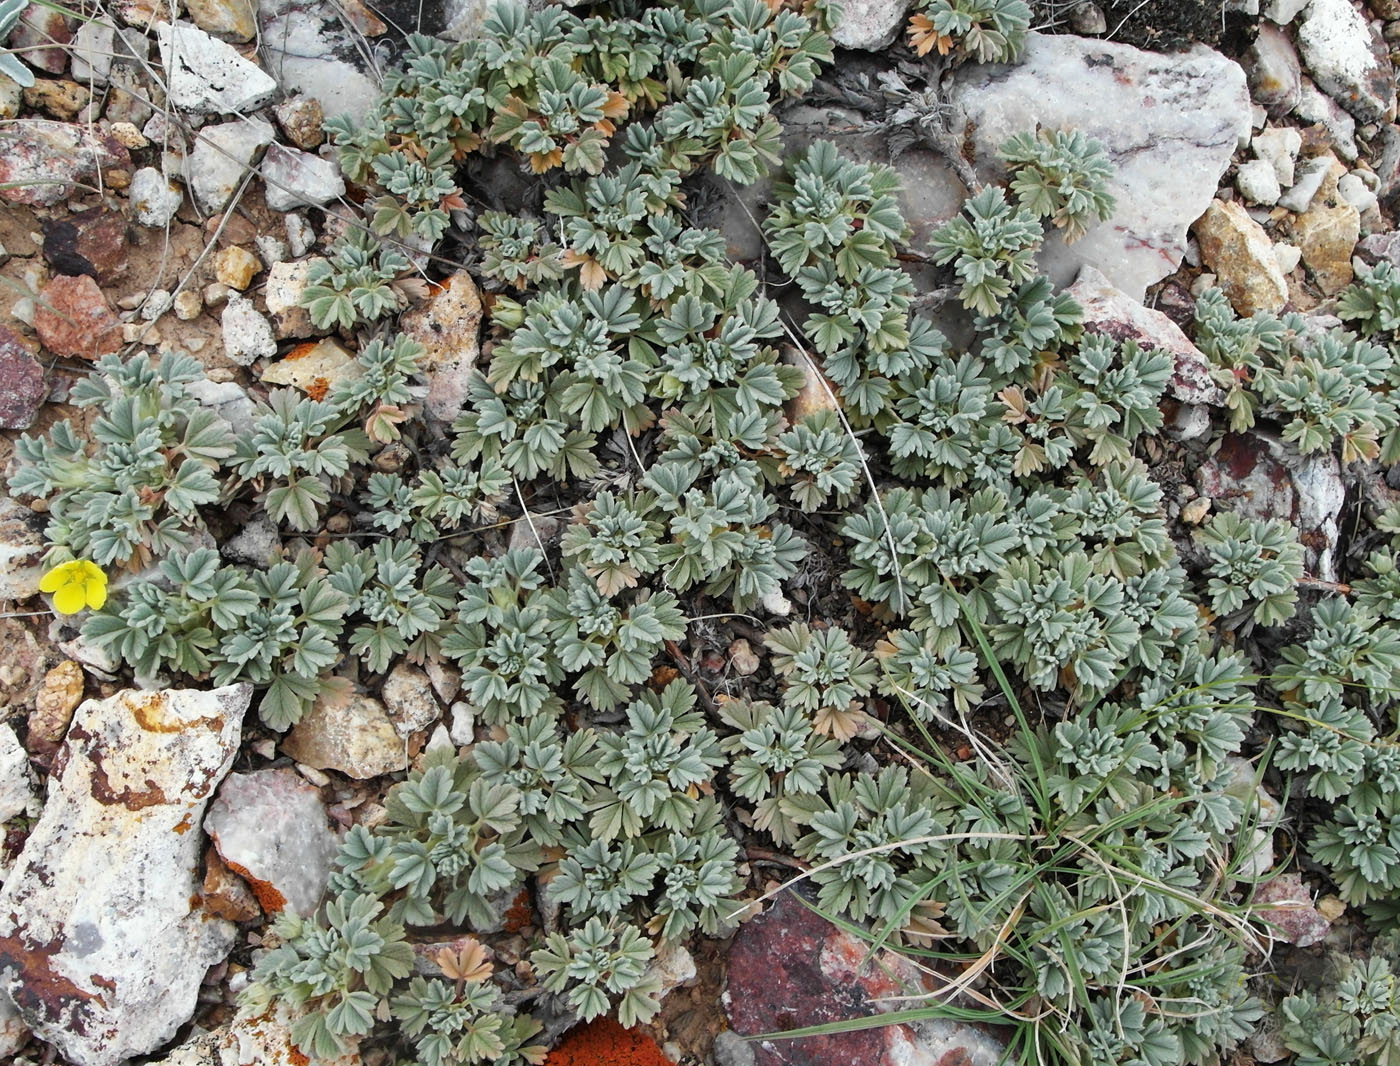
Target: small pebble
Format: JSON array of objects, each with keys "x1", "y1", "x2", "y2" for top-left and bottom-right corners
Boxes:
[
  {"x1": 1181, "y1": 497, "x2": 1212, "y2": 525},
  {"x1": 173, "y1": 289, "x2": 202, "y2": 320},
  {"x1": 214, "y1": 245, "x2": 262, "y2": 291},
  {"x1": 1273, "y1": 242, "x2": 1302, "y2": 273}
]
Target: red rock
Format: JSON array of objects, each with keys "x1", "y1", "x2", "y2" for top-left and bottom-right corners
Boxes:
[
  {"x1": 725, "y1": 890, "x2": 1006, "y2": 1066},
  {"x1": 0, "y1": 121, "x2": 129, "y2": 207},
  {"x1": 42, "y1": 208, "x2": 130, "y2": 283},
  {"x1": 34, "y1": 275, "x2": 123, "y2": 361},
  {"x1": 0, "y1": 326, "x2": 47, "y2": 429}
]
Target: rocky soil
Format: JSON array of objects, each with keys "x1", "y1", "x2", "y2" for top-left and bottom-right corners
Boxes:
[{"x1": 0, "y1": 0, "x2": 1396, "y2": 1064}]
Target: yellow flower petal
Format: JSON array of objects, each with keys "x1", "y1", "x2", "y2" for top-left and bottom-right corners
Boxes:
[
  {"x1": 52, "y1": 582, "x2": 86, "y2": 615},
  {"x1": 38, "y1": 566, "x2": 66, "y2": 594},
  {"x1": 85, "y1": 581, "x2": 107, "y2": 611}
]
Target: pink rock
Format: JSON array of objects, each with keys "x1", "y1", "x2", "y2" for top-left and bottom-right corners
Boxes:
[
  {"x1": 0, "y1": 121, "x2": 129, "y2": 207},
  {"x1": 204, "y1": 767, "x2": 339, "y2": 917},
  {"x1": 725, "y1": 890, "x2": 1006, "y2": 1066},
  {"x1": 7, "y1": 3, "x2": 73, "y2": 75},
  {"x1": 1254, "y1": 874, "x2": 1330, "y2": 947},
  {"x1": 0, "y1": 327, "x2": 47, "y2": 429},
  {"x1": 34, "y1": 275, "x2": 122, "y2": 361},
  {"x1": 1067, "y1": 265, "x2": 1224, "y2": 406}
]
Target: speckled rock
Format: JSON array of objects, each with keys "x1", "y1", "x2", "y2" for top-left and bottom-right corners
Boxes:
[
  {"x1": 1193, "y1": 199, "x2": 1290, "y2": 315},
  {"x1": 214, "y1": 245, "x2": 262, "y2": 290},
  {"x1": 948, "y1": 32, "x2": 1250, "y2": 301},
  {"x1": 1066, "y1": 265, "x2": 1224, "y2": 406},
  {"x1": 381, "y1": 661, "x2": 442, "y2": 737},
  {"x1": 1296, "y1": 0, "x2": 1396, "y2": 123},
  {"x1": 282, "y1": 692, "x2": 407, "y2": 779},
  {"x1": 400, "y1": 270, "x2": 484, "y2": 421},
  {"x1": 155, "y1": 20, "x2": 278, "y2": 113},
  {"x1": 262, "y1": 258, "x2": 318, "y2": 338},
  {"x1": 204, "y1": 767, "x2": 338, "y2": 917},
  {"x1": 221, "y1": 295, "x2": 277, "y2": 366},
  {"x1": 0, "y1": 684, "x2": 251, "y2": 1066},
  {"x1": 1236, "y1": 157, "x2": 1282, "y2": 205},
  {"x1": 0, "y1": 120, "x2": 129, "y2": 207},
  {"x1": 0, "y1": 326, "x2": 46, "y2": 430},
  {"x1": 1254, "y1": 873, "x2": 1330, "y2": 947},
  {"x1": 273, "y1": 95, "x2": 325, "y2": 150},
  {"x1": 830, "y1": 0, "x2": 907, "y2": 50},
  {"x1": 29, "y1": 660, "x2": 84, "y2": 753},
  {"x1": 0, "y1": 498, "x2": 46, "y2": 602},
  {"x1": 34, "y1": 274, "x2": 123, "y2": 360},
  {"x1": 257, "y1": 8, "x2": 379, "y2": 123},
  {"x1": 726, "y1": 889, "x2": 1007, "y2": 1066},
  {"x1": 22, "y1": 78, "x2": 91, "y2": 121},
  {"x1": 147, "y1": 1002, "x2": 362, "y2": 1066}
]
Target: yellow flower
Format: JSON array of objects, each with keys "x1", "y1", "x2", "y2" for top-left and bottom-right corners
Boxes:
[{"x1": 39, "y1": 560, "x2": 108, "y2": 615}]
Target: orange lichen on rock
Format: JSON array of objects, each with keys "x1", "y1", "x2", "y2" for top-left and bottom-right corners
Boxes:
[
  {"x1": 544, "y1": 1018, "x2": 673, "y2": 1066},
  {"x1": 502, "y1": 888, "x2": 533, "y2": 934}
]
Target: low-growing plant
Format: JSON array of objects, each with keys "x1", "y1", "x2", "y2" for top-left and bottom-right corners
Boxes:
[
  {"x1": 999, "y1": 128, "x2": 1116, "y2": 243},
  {"x1": 1196, "y1": 511, "x2": 1305, "y2": 629},
  {"x1": 10, "y1": 351, "x2": 234, "y2": 570}
]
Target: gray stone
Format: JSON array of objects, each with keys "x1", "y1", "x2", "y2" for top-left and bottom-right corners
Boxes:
[
  {"x1": 1297, "y1": 0, "x2": 1396, "y2": 124},
  {"x1": 70, "y1": 20, "x2": 117, "y2": 85},
  {"x1": 947, "y1": 32, "x2": 1250, "y2": 301},
  {"x1": 1236, "y1": 158, "x2": 1282, "y2": 205},
  {"x1": 187, "y1": 117, "x2": 275, "y2": 213},
  {"x1": 155, "y1": 21, "x2": 278, "y2": 113},
  {"x1": 221, "y1": 515, "x2": 281, "y2": 567},
  {"x1": 204, "y1": 767, "x2": 338, "y2": 917},
  {"x1": 1278, "y1": 153, "x2": 1335, "y2": 211},
  {"x1": 260, "y1": 143, "x2": 345, "y2": 211},
  {"x1": 0, "y1": 724, "x2": 32, "y2": 825},
  {"x1": 1067, "y1": 2, "x2": 1107, "y2": 34},
  {"x1": 282, "y1": 692, "x2": 407, "y2": 779},
  {"x1": 714, "y1": 1031, "x2": 758, "y2": 1066},
  {"x1": 830, "y1": 0, "x2": 907, "y2": 50},
  {"x1": 128, "y1": 165, "x2": 184, "y2": 226},
  {"x1": 1247, "y1": 23, "x2": 1302, "y2": 115},
  {"x1": 0, "y1": 685, "x2": 251, "y2": 1066}
]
